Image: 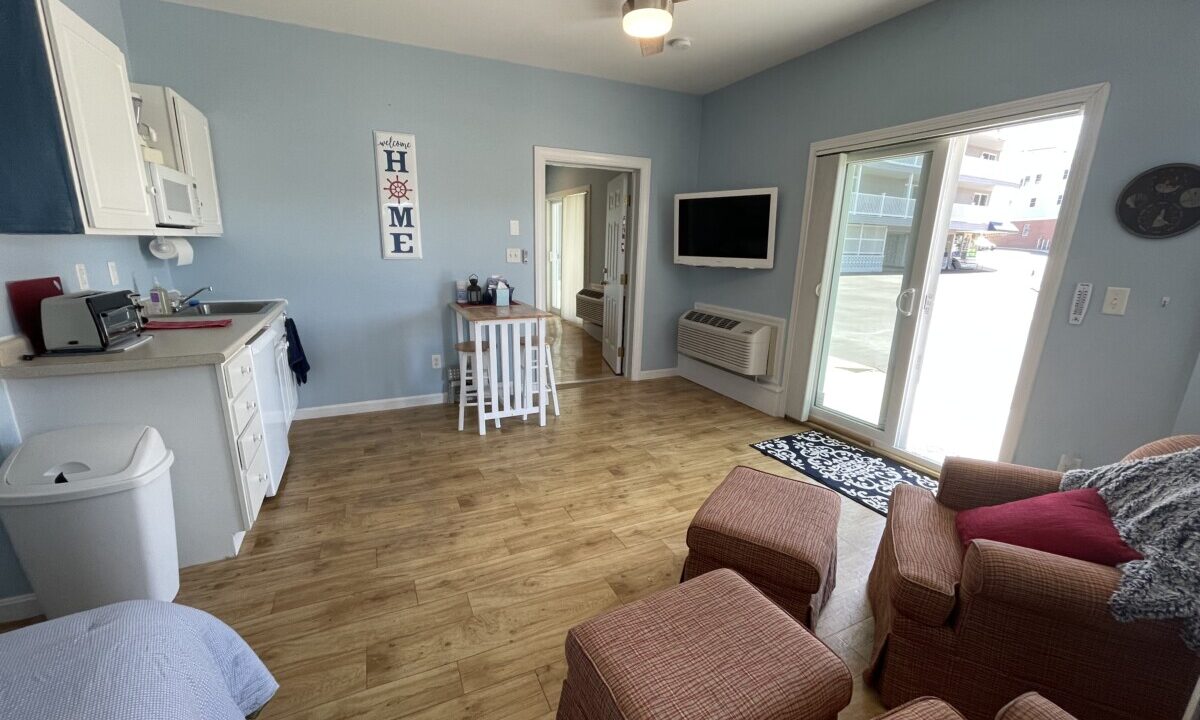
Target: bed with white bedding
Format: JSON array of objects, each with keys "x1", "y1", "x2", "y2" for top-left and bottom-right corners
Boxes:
[{"x1": 0, "y1": 600, "x2": 277, "y2": 719}]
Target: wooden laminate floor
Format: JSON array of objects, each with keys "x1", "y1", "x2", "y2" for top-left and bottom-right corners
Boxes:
[
  {"x1": 545, "y1": 316, "x2": 616, "y2": 384},
  {"x1": 5, "y1": 378, "x2": 888, "y2": 719}
]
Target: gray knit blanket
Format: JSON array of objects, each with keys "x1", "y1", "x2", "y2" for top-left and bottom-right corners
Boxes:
[{"x1": 1061, "y1": 446, "x2": 1200, "y2": 653}]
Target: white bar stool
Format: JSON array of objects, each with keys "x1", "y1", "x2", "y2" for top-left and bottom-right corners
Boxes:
[
  {"x1": 456, "y1": 340, "x2": 494, "y2": 431},
  {"x1": 517, "y1": 333, "x2": 560, "y2": 417}
]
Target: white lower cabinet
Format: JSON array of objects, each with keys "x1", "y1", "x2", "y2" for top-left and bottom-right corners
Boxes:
[{"x1": 3, "y1": 343, "x2": 281, "y2": 567}]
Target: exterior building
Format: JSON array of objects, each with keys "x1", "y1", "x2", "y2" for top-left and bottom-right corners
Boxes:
[{"x1": 987, "y1": 144, "x2": 1074, "y2": 251}]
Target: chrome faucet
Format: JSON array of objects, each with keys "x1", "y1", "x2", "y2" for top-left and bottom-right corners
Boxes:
[{"x1": 175, "y1": 286, "x2": 213, "y2": 312}]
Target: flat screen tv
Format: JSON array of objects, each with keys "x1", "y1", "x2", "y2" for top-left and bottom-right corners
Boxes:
[{"x1": 674, "y1": 188, "x2": 777, "y2": 269}]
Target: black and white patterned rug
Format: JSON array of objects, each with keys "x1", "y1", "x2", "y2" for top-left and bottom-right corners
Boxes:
[{"x1": 752, "y1": 430, "x2": 937, "y2": 516}]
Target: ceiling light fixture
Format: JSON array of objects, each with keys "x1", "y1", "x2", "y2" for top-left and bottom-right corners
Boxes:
[{"x1": 622, "y1": 0, "x2": 674, "y2": 39}]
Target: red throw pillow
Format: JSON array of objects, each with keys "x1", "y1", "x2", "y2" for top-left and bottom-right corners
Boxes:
[{"x1": 955, "y1": 488, "x2": 1142, "y2": 566}]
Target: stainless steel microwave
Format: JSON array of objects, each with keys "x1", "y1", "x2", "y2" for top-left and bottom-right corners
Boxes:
[{"x1": 146, "y1": 162, "x2": 201, "y2": 228}]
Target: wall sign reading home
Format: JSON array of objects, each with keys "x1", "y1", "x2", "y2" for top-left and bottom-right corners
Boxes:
[{"x1": 374, "y1": 131, "x2": 423, "y2": 259}]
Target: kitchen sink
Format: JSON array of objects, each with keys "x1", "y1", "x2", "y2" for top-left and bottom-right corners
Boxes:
[{"x1": 176, "y1": 301, "x2": 273, "y2": 315}]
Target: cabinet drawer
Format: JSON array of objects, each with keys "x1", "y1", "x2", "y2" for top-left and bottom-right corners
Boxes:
[
  {"x1": 229, "y1": 381, "x2": 259, "y2": 437},
  {"x1": 243, "y1": 442, "x2": 269, "y2": 522},
  {"x1": 237, "y1": 411, "x2": 265, "y2": 471},
  {"x1": 224, "y1": 347, "x2": 254, "y2": 399}
]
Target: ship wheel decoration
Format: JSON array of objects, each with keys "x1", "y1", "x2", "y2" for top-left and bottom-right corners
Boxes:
[{"x1": 384, "y1": 175, "x2": 412, "y2": 202}]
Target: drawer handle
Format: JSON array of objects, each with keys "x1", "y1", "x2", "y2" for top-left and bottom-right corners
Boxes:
[
  {"x1": 240, "y1": 366, "x2": 252, "y2": 375},
  {"x1": 253, "y1": 434, "x2": 263, "y2": 443},
  {"x1": 244, "y1": 401, "x2": 258, "y2": 411}
]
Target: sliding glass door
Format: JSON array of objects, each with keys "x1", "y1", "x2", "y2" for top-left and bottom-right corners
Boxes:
[{"x1": 810, "y1": 141, "x2": 952, "y2": 445}]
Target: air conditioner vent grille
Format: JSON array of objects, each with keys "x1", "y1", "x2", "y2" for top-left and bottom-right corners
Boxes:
[
  {"x1": 677, "y1": 309, "x2": 771, "y2": 376},
  {"x1": 684, "y1": 310, "x2": 741, "y2": 330}
]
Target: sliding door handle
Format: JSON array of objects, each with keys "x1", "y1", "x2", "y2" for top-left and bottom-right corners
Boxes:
[{"x1": 896, "y1": 288, "x2": 916, "y2": 317}]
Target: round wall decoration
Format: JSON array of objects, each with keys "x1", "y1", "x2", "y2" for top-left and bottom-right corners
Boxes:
[{"x1": 1115, "y1": 163, "x2": 1200, "y2": 239}]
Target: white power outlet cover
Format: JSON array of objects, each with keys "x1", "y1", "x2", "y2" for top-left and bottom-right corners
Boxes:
[
  {"x1": 107, "y1": 261, "x2": 120, "y2": 286},
  {"x1": 1102, "y1": 287, "x2": 1130, "y2": 316},
  {"x1": 509, "y1": 220, "x2": 520, "y2": 236},
  {"x1": 506, "y1": 248, "x2": 522, "y2": 263},
  {"x1": 75, "y1": 264, "x2": 89, "y2": 290},
  {"x1": 431, "y1": 354, "x2": 442, "y2": 369}
]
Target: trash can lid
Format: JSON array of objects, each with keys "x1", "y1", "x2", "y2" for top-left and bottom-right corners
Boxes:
[{"x1": 0, "y1": 425, "x2": 174, "y2": 505}]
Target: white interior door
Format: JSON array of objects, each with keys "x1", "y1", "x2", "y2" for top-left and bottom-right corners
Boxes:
[
  {"x1": 602, "y1": 174, "x2": 629, "y2": 374},
  {"x1": 44, "y1": 0, "x2": 155, "y2": 232}
]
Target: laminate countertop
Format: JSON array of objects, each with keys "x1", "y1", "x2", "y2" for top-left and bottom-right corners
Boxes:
[{"x1": 0, "y1": 300, "x2": 287, "y2": 379}]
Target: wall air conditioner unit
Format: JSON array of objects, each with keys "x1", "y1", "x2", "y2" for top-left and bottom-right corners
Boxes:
[
  {"x1": 576, "y1": 288, "x2": 604, "y2": 326},
  {"x1": 677, "y1": 310, "x2": 770, "y2": 376}
]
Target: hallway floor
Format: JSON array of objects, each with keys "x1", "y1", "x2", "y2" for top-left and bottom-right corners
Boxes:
[{"x1": 546, "y1": 316, "x2": 616, "y2": 384}]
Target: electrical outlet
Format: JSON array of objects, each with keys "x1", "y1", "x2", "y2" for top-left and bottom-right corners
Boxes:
[
  {"x1": 431, "y1": 354, "x2": 442, "y2": 369},
  {"x1": 75, "y1": 263, "x2": 89, "y2": 290},
  {"x1": 1057, "y1": 453, "x2": 1083, "y2": 472},
  {"x1": 107, "y1": 261, "x2": 120, "y2": 286},
  {"x1": 506, "y1": 248, "x2": 522, "y2": 263},
  {"x1": 509, "y1": 220, "x2": 520, "y2": 236}
]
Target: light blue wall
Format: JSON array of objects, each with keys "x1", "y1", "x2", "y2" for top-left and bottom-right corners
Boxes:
[
  {"x1": 1174, "y1": 354, "x2": 1200, "y2": 435},
  {"x1": 120, "y1": 0, "x2": 702, "y2": 410},
  {"x1": 0, "y1": 0, "x2": 173, "y2": 601},
  {"x1": 694, "y1": 0, "x2": 1200, "y2": 469}
]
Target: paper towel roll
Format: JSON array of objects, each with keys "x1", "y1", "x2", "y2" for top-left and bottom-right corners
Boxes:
[
  {"x1": 148, "y1": 237, "x2": 194, "y2": 265},
  {"x1": 172, "y1": 238, "x2": 193, "y2": 266}
]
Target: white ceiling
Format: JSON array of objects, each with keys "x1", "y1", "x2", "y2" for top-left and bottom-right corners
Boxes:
[{"x1": 159, "y1": 0, "x2": 935, "y2": 94}]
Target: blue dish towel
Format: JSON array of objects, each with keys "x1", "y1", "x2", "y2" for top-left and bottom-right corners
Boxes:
[
  {"x1": 285, "y1": 317, "x2": 310, "y2": 384},
  {"x1": 0, "y1": 600, "x2": 278, "y2": 719}
]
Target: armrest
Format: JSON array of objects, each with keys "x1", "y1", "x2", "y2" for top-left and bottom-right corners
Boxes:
[
  {"x1": 936, "y1": 457, "x2": 1063, "y2": 511},
  {"x1": 996, "y1": 692, "x2": 1078, "y2": 720},
  {"x1": 960, "y1": 540, "x2": 1120, "y2": 629},
  {"x1": 873, "y1": 697, "x2": 966, "y2": 719}
]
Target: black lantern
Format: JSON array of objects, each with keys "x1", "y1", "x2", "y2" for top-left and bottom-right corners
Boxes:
[{"x1": 466, "y1": 275, "x2": 483, "y2": 305}]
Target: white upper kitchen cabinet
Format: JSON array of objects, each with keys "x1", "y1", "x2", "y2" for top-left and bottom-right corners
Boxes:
[
  {"x1": 42, "y1": 0, "x2": 156, "y2": 234},
  {"x1": 133, "y1": 84, "x2": 224, "y2": 236}
]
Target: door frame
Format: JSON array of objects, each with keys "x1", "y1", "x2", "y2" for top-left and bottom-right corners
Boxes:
[
  {"x1": 533, "y1": 146, "x2": 651, "y2": 381},
  {"x1": 783, "y1": 83, "x2": 1110, "y2": 463}
]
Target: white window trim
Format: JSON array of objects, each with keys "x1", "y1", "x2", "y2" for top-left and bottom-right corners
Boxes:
[{"x1": 782, "y1": 83, "x2": 1111, "y2": 462}]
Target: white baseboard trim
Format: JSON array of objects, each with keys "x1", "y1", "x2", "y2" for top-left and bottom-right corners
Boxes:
[
  {"x1": 0, "y1": 593, "x2": 39, "y2": 622},
  {"x1": 294, "y1": 392, "x2": 447, "y2": 420},
  {"x1": 677, "y1": 355, "x2": 785, "y2": 417},
  {"x1": 637, "y1": 367, "x2": 678, "y2": 380}
]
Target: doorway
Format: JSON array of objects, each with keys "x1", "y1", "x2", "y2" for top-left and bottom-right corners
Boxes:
[
  {"x1": 534, "y1": 147, "x2": 651, "y2": 383},
  {"x1": 790, "y1": 86, "x2": 1108, "y2": 466}
]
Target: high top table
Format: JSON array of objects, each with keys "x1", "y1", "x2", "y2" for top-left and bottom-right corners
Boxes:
[{"x1": 450, "y1": 302, "x2": 554, "y2": 435}]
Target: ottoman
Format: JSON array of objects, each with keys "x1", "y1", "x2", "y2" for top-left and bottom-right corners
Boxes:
[
  {"x1": 682, "y1": 466, "x2": 840, "y2": 627},
  {"x1": 557, "y1": 569, "x2": 852, "y2": 720}
]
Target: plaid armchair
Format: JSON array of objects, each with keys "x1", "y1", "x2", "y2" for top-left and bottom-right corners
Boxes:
[
  {"x1": 877, "y1": 692, "x2": 1077, "y2": 720},
  {"x1": 866, "y1": 436, "x2": 1200, "y2": 720}
]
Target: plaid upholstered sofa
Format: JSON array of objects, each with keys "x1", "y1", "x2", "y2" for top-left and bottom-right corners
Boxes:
[
  {"x1": 878, "y1": 692, "x2": 1076, "y2": 720},
  {"x1": 866, "y1": 436, "x2": 1200, "y2": 720}
]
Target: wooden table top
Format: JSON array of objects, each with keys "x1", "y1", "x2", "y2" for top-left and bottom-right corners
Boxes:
[{"x1": 449, "y1": 302, "x2": 553, "y2": 322}]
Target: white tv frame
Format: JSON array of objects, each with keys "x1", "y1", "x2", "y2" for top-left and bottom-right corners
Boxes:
[{"x1": 674, "y1": 187, "x2": 778, "y2": 269}]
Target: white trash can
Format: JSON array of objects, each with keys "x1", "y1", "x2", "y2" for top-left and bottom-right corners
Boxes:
[{"x1": 0, "y1": 425, "x2": 178, "y2": 618}]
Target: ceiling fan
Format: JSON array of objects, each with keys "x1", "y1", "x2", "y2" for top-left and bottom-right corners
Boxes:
[{"x1": 621, "y1": 0, "x2": 689, "y2": 57}]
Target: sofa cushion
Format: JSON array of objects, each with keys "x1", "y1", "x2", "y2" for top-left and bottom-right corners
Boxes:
[{"x1": 955, "y1": 488, "x2": 1141, "y2": 566}]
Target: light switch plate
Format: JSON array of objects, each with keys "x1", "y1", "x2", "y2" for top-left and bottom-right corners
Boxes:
[
  {"x1": 75, "y1": 263, "x2": 89, "y2": 290},
  {"x1": 509, "y1": 220, "x2": 520, "y2": 236},
  {"x1": 107, "y1": 261, "x2": 120, "y2": 286},
  {"x1": 506, "y1": 248, "x2": 522, "y2": 263},
  {"x1": 1102, "y1": 287, "x2": 1130, "y2": 315}
]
